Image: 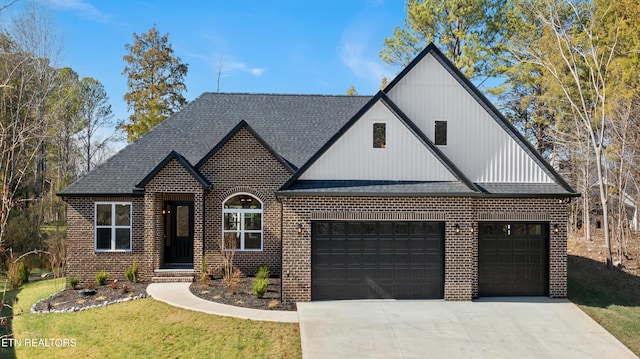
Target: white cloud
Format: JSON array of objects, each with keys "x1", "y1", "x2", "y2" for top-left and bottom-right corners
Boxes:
[
  {"x1": 339, "y1": 26, "x2": 394, "y2": 87},
  {"x1": 45, "y1": 0, "x2": 110, "y2": 22},
  {"x1": 220, "y1": 58, "x2": 265, "y2": 77}
]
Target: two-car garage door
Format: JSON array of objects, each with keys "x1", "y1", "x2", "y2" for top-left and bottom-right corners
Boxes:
[{"x1": 311, "y1": 221, "x2": 444, "y2": 300}]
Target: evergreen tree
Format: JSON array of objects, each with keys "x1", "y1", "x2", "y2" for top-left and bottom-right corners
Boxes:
[{"x1": 122, "y1": 24, "x2": 188, "y2": 142}]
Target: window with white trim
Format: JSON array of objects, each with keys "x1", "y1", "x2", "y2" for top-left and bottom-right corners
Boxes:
[
  {"x1": 223, "y1": 194, "x2": 263, "y2": 251},
  {"x1": 95, "y1": 202, "x2": 132, "y2": 251}
]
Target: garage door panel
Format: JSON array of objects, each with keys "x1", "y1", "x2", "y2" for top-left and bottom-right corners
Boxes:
[
  {"x1": 394, "y1": 253, "x2": 410, "y2": 265},
  {"x1": 411, "y1": 238, "x2": 426, "y2": 251},
  {"x1": 479, "y1": 222, "x2": 548, "y2": 297},
  {"x1": 312, "y1": 221, "x2": 444, "y2": 300},
  {"x1": 347, "y1": 223, "x2": 361, "y2": 234}
]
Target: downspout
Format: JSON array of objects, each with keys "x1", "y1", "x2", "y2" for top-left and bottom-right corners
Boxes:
[{"x1": 278, "y1": 194, "x2": 284, "y2": 302}]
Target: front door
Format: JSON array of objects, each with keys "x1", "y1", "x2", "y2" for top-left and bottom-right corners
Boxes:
[{"x1": 164, "y1": 201, "x2": 194, "y2": 265}]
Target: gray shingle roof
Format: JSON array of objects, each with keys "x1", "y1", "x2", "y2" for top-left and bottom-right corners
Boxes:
[
  {"x1": 60, "y1": 93, "x2": 371, "y2": 196},
  {"x1": 278, "y1": 181, "x2": 578, "y2": 197},
  {"x1": 278, "y1": 180, "x2": 477, "y2": 196}
]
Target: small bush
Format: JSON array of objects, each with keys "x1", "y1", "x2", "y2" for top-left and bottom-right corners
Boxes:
[
  {"x1": 256, "y1": 264, "x2": 270, "y2": 280},
  {"x1": 95, "y1": 271, "x2": 109, "y2": 286},
  {"x1": 252, "y1": 277, "x2": 268, "y2": 298},
  {"x1": 8, "y1": 260, "x2": 30, "y2": 290},
  {"x1": 68, "y1": 277, "x2": 80, "y2": 289},
  {"x1": 109, "y1": 280, "x2": 120, "y2": 290},
  {"x1": 125, "y1": 257, "x2": 139, "y2": 283},
  {"x1": 201, "y1": 256, "x2": 208, "y2": 274},
  {"x1": 222, "y1": 268, "x2": 243, "y2": 294},
  {"x1": 200, "y1": 271, "x2": 211, "y2": 287}
]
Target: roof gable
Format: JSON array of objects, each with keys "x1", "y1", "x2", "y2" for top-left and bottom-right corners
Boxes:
[
  {"x1": 136, "y1": 151, "x2": 211, "y2": 190},
  {"x1": 195, "y1": 120, "x2": 295, "y2": 173},
  {"x1": 383, "y1": 43, "x2": 575, "y2": 193},
  {"x1": 281, "y1": 92, "x2": 479, "y2": 192}
]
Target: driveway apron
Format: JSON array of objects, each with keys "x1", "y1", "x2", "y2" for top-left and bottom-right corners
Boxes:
[{"x1": 297, "y1": 298, "x2": 637, "y2": 359}]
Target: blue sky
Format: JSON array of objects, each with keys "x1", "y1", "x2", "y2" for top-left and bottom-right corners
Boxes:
[{"x1": 5, "y1": 0, "x2": 407, "y2": 141}]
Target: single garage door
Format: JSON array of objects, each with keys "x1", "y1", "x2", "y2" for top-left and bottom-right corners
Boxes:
[
  {"x1": 478, "y1": 222, "x2": 549, "y2": 296},
  {"x1": 311, "y1": 221, "x2": 444, "y2": 300}
]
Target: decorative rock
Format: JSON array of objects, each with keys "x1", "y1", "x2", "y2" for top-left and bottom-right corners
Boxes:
[{"x1": 31, "y1": 292, "x2": 149, "y2": 314}]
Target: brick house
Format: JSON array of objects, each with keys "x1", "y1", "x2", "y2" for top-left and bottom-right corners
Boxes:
[{"x1": 60, "y1": 44, "x2": 578, "y2": 302}]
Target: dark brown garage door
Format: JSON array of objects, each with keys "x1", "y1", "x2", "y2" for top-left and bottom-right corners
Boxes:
[
  {"x1": 478, "y1": 222, "x2": 549, "y2": 296},
  {"x1": 311, "y1": 221, "x2": 444, "y2": 300}
]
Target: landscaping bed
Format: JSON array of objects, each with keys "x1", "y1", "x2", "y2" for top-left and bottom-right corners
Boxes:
[
  {"x1": 189, "y1": 276, "x2": 296, "y2": 311},
  {"x1": 31, "y1": 281, "x2": 149, "y2": 313}
]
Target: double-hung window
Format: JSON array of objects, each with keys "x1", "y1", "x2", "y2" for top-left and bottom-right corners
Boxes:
[
  {"x1": 223, "y1": 194, "x2": 263, "y2": 251},
  {"x1": 95, "y1": 202, "x2": 132, "y2": 251}
]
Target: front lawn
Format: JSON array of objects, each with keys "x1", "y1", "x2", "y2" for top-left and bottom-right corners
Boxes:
[
  {"x1": 568, "y1": 255, "x2": 640, "y2": 356},
  {"x1": 0, "y1": 279, "x2": 301, "y2": 359}
]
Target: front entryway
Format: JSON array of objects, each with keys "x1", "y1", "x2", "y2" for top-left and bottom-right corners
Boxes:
[
  {"x1": 478, "y1": 222, "x2": 549, "y2": 296},
  {"x1": 163, "y1": 201, "x2": 194, "y2": 266},
  {"x1": 311, "y1": 221, "x2": 444, "y2": 300}
]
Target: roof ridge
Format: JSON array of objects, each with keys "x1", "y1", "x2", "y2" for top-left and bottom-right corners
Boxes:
[{"x1": 200, "y1": 92, "x2": 372, "y2": 98}]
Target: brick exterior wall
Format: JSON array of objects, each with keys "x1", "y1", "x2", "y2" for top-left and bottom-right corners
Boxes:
[
  {"x1": 199, "y1": 127, "x2": 292, "y2": 276},
  {"x1": 280, "y1": 196, "x2": 568, "y2": 303},
  {"x1": 65, "y1": 127, "x2": 292, "y2": 284},
  {"x1": 66, "y1": 196, "x2": 144, "y2": 284}
]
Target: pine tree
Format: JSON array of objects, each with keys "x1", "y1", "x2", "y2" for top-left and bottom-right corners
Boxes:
[{"x1": 122, "y1": 24, "x2": 188, "y2": 142}]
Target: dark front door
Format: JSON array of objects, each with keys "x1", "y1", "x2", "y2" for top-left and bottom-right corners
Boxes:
[
  {"x1": 311, "y1": 221, "x2": 445, "y2": 300},
  {"x1": 478, "y1": 222, "x2": 549, "y2": 296},
  {"x1": 164, "y1": 201, "x2": 194, "y2": 265}
]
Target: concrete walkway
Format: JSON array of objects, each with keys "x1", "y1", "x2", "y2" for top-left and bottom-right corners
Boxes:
[
  {"x1": 297, "y1": 298, "x2": 638, "y2": 359},
  {"x1": 146, "y1": 282, "x2": 298, "y2": 323}
]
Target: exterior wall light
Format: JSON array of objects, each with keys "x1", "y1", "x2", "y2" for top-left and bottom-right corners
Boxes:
[
  {"x1": 297, "y1": 223, "x2": 303, "y2": 234},
  {"x1": 470, "y1": 223, "x2": 476, "y2": 234},
  {"x1": 553, "y1": 224, "x2": 559, "y2": 234},
  {"x1": 454, "y1": 223, "x2": 461, "y2": 234}
]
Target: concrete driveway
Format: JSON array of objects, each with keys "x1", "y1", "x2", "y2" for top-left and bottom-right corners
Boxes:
[{"x1": 297, "y1": 298, "x2": 637, "y2": 359}]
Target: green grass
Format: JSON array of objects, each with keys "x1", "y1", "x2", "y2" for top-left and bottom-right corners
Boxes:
[
  {"x1": 0, "y1": 279, "x2": 301, "y2": 359},
  {"x1": 568, "y1": 255, "x2": 640, "y2": 356}
]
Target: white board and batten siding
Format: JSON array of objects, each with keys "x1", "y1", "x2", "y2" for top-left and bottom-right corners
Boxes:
[
  {"x1": 299, "y1": 101, "x2": 457, "y2": 182},
  {"x1": 386, "y1": 53, "x2": 554, "y2": 184}
]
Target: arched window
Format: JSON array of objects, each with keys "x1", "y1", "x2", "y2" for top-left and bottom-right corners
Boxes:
[{"x1": 223, "y1": 194, "x2": 263, "y2": 250}]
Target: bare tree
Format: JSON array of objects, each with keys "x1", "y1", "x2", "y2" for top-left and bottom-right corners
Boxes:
[
  {"x1": 514, "y1": 0, "x2": 617, "y2": 268},
  {"x1": 0, "y1": 3, "x2": 61, "y2": 246},
  {"x1": 76, "y1": 77, "x2": 114, "y2": 174}
]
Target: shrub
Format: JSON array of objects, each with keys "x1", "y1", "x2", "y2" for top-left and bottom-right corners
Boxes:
[
  {"x1": 95, "y1": 271, "x2": 109, "y2": 286},
  {"x1": 125, "y1": 257, "x2": 139, "y2": 283},
  {"x1": 199, "y1": 272, "x2": 211, "y2": 286},
  {"x1": 8, "y1": 260, "x2": 30, "y2": 289},
  {"x1": 252, "y1": 277, "x2": 268, "y2": 298},
  {"x1": 256, "y1": 264, "x2": 270, "y2": 280},
  {"x1": 222, "y1": 267, "x2": 243, "y2": 294},
  {"x1": 68, "y1": 276, "x2": 80, "y2": 289}
]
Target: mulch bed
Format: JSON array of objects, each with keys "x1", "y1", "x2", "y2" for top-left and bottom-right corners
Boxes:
[
  {"x1": 189, "y1": 277, "x2": 296, "y2": 311},
  {"x1": 31, "y1": 276, "x2": 295, "y2": 313},
  {"x1": 31, "y1": 282, "x2": 149, "y2": 313}
]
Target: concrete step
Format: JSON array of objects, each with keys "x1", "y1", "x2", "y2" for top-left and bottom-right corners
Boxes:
[
  {"x1": 152, "y1": 269, "x2": 196, "y2": 283},
  {"x1": 151, "y1": 276, "x2": 194, "y2": 283}
]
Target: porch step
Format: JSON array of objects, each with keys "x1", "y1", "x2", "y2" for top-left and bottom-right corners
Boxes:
[
  {"x1": 151, "y1": 276, "x2": 194, "y2": 283},
  {"x1": 152, "y1": 269, "x2": 196, "y2": 283}
]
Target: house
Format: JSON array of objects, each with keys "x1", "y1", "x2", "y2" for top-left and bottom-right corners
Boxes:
[{"x1": 60, "y1": 44, "x2": 578, "y2": 302}]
